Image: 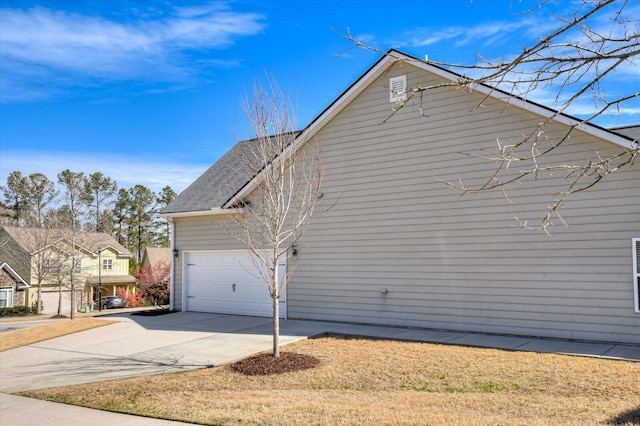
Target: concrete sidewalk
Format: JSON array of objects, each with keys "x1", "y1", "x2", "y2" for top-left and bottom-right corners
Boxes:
[
  {"x1": 1, "y1": 311, "x2": 638, "y2": 425},
  {"x1": 0, "y1": 393, "x2": 193, "y2": 425}
]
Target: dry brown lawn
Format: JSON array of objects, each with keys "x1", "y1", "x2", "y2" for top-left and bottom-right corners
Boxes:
[
  {"x1": 20, "y1": 336, "x2": 640, "y2": 425},
  {"x1": 0, "y1": 318, "x2": 115, "y2": 351}
]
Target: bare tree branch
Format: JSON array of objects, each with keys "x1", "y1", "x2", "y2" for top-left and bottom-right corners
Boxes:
[
  {"x1": 223, "y1": 75, "x2": 323, "y2": 357},
  {"x1": 340, "y1": 0, "x2": 639, "y2": 232}
]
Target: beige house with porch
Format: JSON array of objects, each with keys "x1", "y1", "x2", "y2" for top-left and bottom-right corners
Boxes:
[{"x1": 0, "y1": 226, "x2": 135, "y2": 314}]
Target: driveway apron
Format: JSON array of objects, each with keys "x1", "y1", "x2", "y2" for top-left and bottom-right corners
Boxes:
[{"x1": 0, "y1": 312, "x2": 319, "y2": 393}]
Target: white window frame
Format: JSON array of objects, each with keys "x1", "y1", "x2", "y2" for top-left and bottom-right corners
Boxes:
[
  {"x1": 0, "y1": 287, "x2": 14, "y2": 308},
  {"x1": 43, "y1": 259, "x2": 61, "y2": 274},
  {"x1": 389, "y1": 75, "x2": 408, "y2": 103},
  {"x1": 633, "y1": 238, "x2": 639, "y2": 313},
  {"x1": 102, "y1": 258, "x2": 113, "y2": 271}
]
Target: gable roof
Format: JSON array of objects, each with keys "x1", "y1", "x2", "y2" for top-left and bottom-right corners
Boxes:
[
  {"x1": 1, "y1": 226, "x2": 132, "y2": 258},
  {"x1": 0, "y1": 261, "x2": 29, "y2": 288},
  {"x1": 161, "y1": 133, "x2": 300, "y2": 216},
  {"x1": 161, "y1": 49, "x2": 638, "y2": 217},
  {"x1": 142, "y1": 247, "x2": 171, "y2": 268},
  {"x1": 610, "y1": 125, "x2": 640, "y2": 142}
]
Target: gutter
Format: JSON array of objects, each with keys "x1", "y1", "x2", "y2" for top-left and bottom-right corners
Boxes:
[{"x1": 157, "y1": 207, "x2": 244, "y2": 219}]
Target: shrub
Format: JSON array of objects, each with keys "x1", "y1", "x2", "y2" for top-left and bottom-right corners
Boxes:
[
  {"x1": 0, "y1": 305, "x2": 35, "y2": 317},
  {"x1": 32, "y1": 299, "x2": 43, "y2": 313},
  {"x1": 136, "y1": 260, "x2": 170, "y2": 306},
  {"x1": 139, "y1": 282, "x2": 170, "y2": 306},
  {"x1": 115, "y1": 287, "x2": 144, "y2": 308}
]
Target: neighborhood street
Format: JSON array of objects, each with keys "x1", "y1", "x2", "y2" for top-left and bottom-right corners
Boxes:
[{"x1": 0, "y1": 319, "x2": 59, "y2": 333}]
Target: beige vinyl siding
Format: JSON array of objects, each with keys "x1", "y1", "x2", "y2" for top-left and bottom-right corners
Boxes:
[
  {"x1": 172, "y1": 216, "x2": 246, "y2": 310},
  {"x1": 286, "y1": 63, "x2": 640, "y2": 344},
  {"x1": 172, "y1": 62, "x2": 640, "y2": 344},
  {"x1": 91, "y1": 249, "x2": 129, "y2": 276}
]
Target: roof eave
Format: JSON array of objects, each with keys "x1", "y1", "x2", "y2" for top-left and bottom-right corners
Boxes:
[
  {"x1": 224, "y1": 49, "x2": 636, "y2": 208},
  {"x1": 158, "y1": 207, "x2": 244, "y2": 218},
  {"x1": 0, "y1": 262, "x2": 29, "y2": 287},
  {"x1": 387, "y1": 49, "x2": 635, "y2": 149}
]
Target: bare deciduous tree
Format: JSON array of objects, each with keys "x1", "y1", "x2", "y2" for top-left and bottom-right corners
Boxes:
[
  {"x1": 58, "y1": 169, "x2": 87, "y2": 319},
  {"x1": 224, "y1": 77, "x2": 323, "y2": 357},
  {"x1": 340, "y1": 0, "x2": 639, "y2": 233}
]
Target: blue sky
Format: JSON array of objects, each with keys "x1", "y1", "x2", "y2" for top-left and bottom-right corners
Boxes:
[{"x1": 1, "y1": 0, "x2": 638, "y2": 195}]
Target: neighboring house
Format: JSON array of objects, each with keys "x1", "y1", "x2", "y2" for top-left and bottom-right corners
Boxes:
[
  {"x1": 141, "y1": 247, "x2": 171, "y2": 269},
  {"x1": 0, "y1": 226, "x2": 135, "y2": 314},
  {"x1": 0, "y1": 262, "x2": 29, "y2": 308},
  {"x1": 160, "y1": 50, "x2": 640, "y2": 345}
]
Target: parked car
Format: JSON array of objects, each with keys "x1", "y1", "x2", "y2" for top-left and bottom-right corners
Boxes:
[{"x1": 100, "y1": 296, "x2": 126, "y2": 309}]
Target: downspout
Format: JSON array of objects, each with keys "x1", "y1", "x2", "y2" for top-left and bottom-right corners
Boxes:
[{"x1": 169, "y1": 217, "x2": 176, "y2": 311}]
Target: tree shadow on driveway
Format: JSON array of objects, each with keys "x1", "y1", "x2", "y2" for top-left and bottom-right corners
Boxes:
[{"x1": 1, "y1": 349, "x2": 212, "y2": 393}]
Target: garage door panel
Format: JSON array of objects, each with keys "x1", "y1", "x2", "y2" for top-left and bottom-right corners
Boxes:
[
  {"x1": 184, "y1": 250, "x2": 285, "y2": 318},
  {"x1": 39, "y1": 291, "x2": 82, "y2": 314}
]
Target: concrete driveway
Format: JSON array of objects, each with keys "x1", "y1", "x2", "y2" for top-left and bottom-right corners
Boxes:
[
  {"x1": 0, "y1": 311, "x2": 333, "y2": 393},
  {"x1": 2, "y1": 310, "x2": 639, "y2": 394}
]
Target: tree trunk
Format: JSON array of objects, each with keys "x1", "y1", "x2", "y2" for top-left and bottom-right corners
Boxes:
[
  {"x1": 36, "y1": 283, "x2": 42, "y2": 314},
  {"x1": 70, "y1": 263, "x2": 76, "y2": 319},
  {"x1": 272, "y1": 295, "x2": 280, "y2": 357},
  {"x1": 57, "y1": 283, "x2": 62, "y2": 316}
]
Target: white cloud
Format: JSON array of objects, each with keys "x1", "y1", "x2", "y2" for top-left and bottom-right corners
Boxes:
[
  {"x1": 393, "y1": 17, "x2": 555, "y2": 53},
  {"x1": 391, "y1": 2, "x2": 639, "y2": 127},
  {"x1": 0, "y1": 150, "x2": 210, "y2": 195},
  {"x1": 0, "y1": 3, "x2": 265, "y2": 102}
]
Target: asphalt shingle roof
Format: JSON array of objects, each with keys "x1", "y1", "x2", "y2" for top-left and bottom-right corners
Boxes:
[
  {"x1": 142, "y1": 247, "x2": 171, "y2": 267},
  {"x1": 1, "y1": 226, "x2": 132, "y2": 257},
  {"x1": 162, "y1": 133, "x2": 300, "y2": 214},
  {"x1": 610, "y1": 125, "x2": 640, "y2": 142},
  {"x1": 161, "y1": 140, "x2": 258, "y2": 214}
]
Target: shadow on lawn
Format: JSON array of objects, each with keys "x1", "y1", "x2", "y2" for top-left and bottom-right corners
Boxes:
[{"x1": 607, "y1": 406, "x2": 640, "y2": 425}]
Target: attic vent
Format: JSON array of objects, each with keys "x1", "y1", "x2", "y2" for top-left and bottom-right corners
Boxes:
[{"x1": 389, "y1": 75, "x2": 408, "y2": 103}]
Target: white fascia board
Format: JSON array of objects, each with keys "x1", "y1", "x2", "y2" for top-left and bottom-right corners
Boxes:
[
  {"x1": 32, "y1": 237, "x2": 97, "y2": 258},
  {"x1": 158, "y1": 208, "x2": 244, "y2": 218},
  {"x1": 95, "y1": 245, "x2": 132, "y2": 258},
  {"x1": 395, "y1": 51, "x2": 635, "y2": 149},
  {"x1": 0, "y1": 262, "x2": 29, "y2": 287}
]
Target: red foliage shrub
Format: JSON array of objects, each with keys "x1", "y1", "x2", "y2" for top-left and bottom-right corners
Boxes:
[
  {"x1": 136, "y1": 260, "x2": 170, "y2": 306},
  {"x1": 116, "y1": 287, "x2": 145, "y2": 307}
]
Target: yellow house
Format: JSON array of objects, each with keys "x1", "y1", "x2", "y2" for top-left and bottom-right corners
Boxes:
[{"x1": 0, "y1": 226, "x2": 135, "y2": 315}]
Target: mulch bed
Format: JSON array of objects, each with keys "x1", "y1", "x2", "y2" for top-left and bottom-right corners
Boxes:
[
  {"x1": 231, "y1": 352, "x2": 320, "y2": 376},
  {"x1": 131, "y1": 309, "x2": 172, "y2": 316}
]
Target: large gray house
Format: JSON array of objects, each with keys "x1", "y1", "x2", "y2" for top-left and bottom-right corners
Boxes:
[{"x1": 161, "y1": 50, "x2": 640, "y2": 345}]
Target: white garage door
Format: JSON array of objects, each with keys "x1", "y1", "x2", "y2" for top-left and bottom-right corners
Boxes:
[
  {"x1": 39, "y1": 290, "x2": 81, "y2": 315},
  {"x1": 184, "y1": 250, "x2": 286, "y2": 318}
]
